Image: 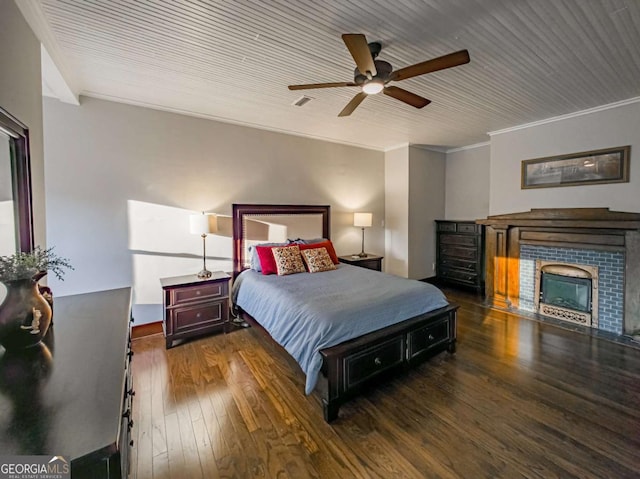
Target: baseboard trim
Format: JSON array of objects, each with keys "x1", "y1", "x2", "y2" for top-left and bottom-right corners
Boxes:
[{"x1": 131, "y1": 321, "x2": 163, "y2": 339}]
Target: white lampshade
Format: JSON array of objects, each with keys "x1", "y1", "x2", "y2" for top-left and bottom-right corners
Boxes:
[
  {"x1": 353, "y1": 212, "x2": 373, "y2": 228},
  {"x1": 189, "y1": 213, "x2": 218, "y2": 235}
]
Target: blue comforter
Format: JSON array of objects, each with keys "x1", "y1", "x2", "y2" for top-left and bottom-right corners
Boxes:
[{"x1": 232, "y1": 264, "x2": 449, "y2": 394}]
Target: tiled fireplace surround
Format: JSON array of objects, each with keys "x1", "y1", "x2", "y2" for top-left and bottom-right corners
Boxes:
[
  {"x1": 519, "y1": 245, "x2": 624, "y2": 333},
  {"x1": 478, "y1": 208, "x2": 640, "y2": 337}
]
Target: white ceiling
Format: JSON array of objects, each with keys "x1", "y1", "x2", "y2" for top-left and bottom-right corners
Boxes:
[{"x1": 22, "y1": 0, "x2": 640, "y2": 151}]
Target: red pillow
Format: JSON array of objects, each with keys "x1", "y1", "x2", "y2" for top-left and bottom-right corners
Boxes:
[
  {"x1": 255, "y1": 244, "x2": 298, "y2": 275},
  {"x1": 299, "y1": 240, "x2": 339, "y2": 264}
]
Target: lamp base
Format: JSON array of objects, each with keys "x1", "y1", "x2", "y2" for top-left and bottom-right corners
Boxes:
[
  {"x1": 357, "y1": 252, "x2": 368, "y2": 258},
  {"x1": 196, "y1": 269, "x2": 212, "y2": 279}
]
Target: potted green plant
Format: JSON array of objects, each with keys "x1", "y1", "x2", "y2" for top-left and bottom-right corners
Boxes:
[{"x1": 0, "y1": 247, "x2": 73, "y2": 350}]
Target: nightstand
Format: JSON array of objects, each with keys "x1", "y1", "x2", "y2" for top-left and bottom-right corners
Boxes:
[
  {"x1": 160, "y1": 272, "x2": 230, "y2": 349},
  {"x1": 338, "y1": 254, "x2": 384, "y2": 272}
]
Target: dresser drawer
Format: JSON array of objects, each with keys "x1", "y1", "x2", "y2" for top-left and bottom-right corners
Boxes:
[
  {"x1": 344, "y1": 336, "x2": 405, "y2": 389},
  {"x1": 408, "y1": 319, "x2": 451, "y2": 360},
  {"x1": 170, "y1": 302, "x2": 227, "y2": 334},
  {"x1": 457, "y1": 223, "x2": 479, "y2": 234},
  {"x1": 437, "y1": 222, "x2": 457, "y2": 232},
  {"x1": 440, "y1": 245, "x2": 478, "y2": 260},
  {"x1": 440, "y1": 267, "x2": 479, "y2": 285},
  {"x1": 439, "y1": 256, "x2": 478, "y2": 271},
  {"x1": 171, "y1": 281, "x2": 228, "y2": 306},
  {"x1": 439, "y1": 233, "x2": 477, "y2": 247}
]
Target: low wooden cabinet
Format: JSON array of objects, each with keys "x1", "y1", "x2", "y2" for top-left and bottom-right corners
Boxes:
[
  {"x1": 0, "y1": 287, "x2": 134, "y2": 479},
  {"x1": 161, "y1": 272, "x2": 230, "y2": 349},
  {"x1": 435, "y1": 220, "x2": 485, "y2": 293},
  {"x1": 338, "y1": 254, "x2": 383, "y2": 271}
]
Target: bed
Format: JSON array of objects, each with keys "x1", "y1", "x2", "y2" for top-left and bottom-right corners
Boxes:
[{"x1": 231, "y1": 204, "x2": 458, "y2": 422}]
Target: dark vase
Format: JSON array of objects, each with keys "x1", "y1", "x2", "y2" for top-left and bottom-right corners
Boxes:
[{"x1": 0, "y1": 274, "x2": 53, "y2": 351}]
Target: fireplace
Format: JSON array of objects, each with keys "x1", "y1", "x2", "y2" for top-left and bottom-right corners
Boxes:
[
  {"x1": 477, "y1": 208, "x2": 640, "y2": 337},
  {"x1": 534, "y1": 261, "x2": 598, "y2": 328}
]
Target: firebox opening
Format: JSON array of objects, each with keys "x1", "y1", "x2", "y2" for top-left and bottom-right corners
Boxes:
[
  {"x1": 540, "y1": 272, "x2": 592, "y2": 313},
  {"x1": 534, "y1": 260, "x2": 599, "y2": 328}
]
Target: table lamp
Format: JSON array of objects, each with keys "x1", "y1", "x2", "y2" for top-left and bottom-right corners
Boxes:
[
  {"x1": 353, "y1": 212, "x2": 372, "y2": 258},
  {"x1": 190, "y1": 212, "x2": 218, "y2": 278}
]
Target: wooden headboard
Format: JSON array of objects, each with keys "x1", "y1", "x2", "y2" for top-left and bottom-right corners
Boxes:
[{"x1": 232, "y1": 204, "x2": 331, "y2": 277}]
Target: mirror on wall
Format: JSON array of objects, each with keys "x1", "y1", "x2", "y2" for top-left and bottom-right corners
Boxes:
[
  {"x1": 0, "y1": 107, "x2": 34, "y2": 255},
  {"x1": 0, "y1": 131, "x2": 14, "y2": 255}
]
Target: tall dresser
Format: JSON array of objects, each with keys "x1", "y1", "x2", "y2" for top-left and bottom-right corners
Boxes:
[
  {"x1": 0, "y1": 287, "x2": 134, "y2": 478},
  {"x1": 435, "y1": 220, "x2": 485, "y2": 294}
]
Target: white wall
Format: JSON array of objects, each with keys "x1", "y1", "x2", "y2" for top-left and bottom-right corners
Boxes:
[
  {"x1": 384, "y1": 145, "x2": 409, "y2": 277},
  {"x1": 0, "y1": 1, "x2": 46, "y2": 247},
  {"x1": 445, "y1": 144, "x2": 490, "y2": 220},
  {"x1": 384, "y1": 145, "x2": 445, "y2": 280},
  {"x1": 408, "y1": 147, "x2": 445, "y2": 280},
  {"x1": 489, "y1": 101, "x2": 640, "y2": 215},
  {"x1": 43, "y1": 96, "x2": 384, "y2": 324}
]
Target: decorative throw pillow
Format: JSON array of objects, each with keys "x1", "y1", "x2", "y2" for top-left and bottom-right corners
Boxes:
[
  {"x1": 250, "y1": 242, "x2": 288, "y2": 272},
  {"x1": 301, "y1": 247, "x2": 337, "y2": 273},
  {"x1": 255, "y1": 244, "x2": 293, "y2": 275},
  {"x1": 272, "y1": 245, "x2": 306, "y2": 276},
  {"x1": 298, "y1": 240, "x2": 340, "y2": 264}
]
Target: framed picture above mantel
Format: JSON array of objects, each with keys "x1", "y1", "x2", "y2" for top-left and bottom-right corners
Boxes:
[{"x1": 521, "y1": 145, "x2": 630, "y2": 189}]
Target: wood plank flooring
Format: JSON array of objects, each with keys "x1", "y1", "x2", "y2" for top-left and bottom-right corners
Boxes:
[{"x1": 130, "y1": 289, "x2": 640, "y2": 478}]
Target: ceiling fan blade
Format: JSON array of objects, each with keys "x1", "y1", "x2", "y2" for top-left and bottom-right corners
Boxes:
[
  {"x1": 390, "y1": 50, "x2": 470, "y2": 82},
  {"x1": 383, "y1": 86, "x2": 431, "y2": 108},
  {"x1": 342, "y1": 34, "x2": 377, "y2": 77},
  {"x1": 288, "y1": 82, "x2": 357, "y2": 90},
  {"x1": 338, "y1": 92, "x2": 367, "y2": 117}
]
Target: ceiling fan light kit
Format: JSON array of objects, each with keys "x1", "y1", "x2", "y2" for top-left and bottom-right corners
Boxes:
[
  {"x1": 362, "y1": 80, "x2": 384, "y2": 94},
  {"x1": 288, "y1": 33, "x2": 470, "y2": 116}
]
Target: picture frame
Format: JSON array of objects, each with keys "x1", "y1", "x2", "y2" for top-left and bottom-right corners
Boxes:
[{"x1": 521, "y1": 145, "x2": 630, "y2": 189}]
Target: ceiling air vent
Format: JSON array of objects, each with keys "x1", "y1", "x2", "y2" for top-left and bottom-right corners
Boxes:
[{"x1": 292, "y1": 95, "x2": 313, "y2": 107}]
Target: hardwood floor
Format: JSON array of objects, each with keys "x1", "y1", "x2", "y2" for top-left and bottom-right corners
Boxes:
[{"x1": 130, "y1": 289, "x2": 640, "y2": 478}]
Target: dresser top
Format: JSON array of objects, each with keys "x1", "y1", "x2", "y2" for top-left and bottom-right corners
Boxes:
[{"x1": 0, "y1": 287, "x2": 132, "y2": 460}]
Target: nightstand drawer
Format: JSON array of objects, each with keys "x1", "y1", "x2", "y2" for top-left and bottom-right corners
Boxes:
[
  {"x1": 171, "y1": 302, "x2": 227, "y2": 334},
  {"x1": 344, "y1": 336, "x2": 404, "y2": 389},
  {"x1": 171, "y1": 282, "x2": 228, "y2": 306}
]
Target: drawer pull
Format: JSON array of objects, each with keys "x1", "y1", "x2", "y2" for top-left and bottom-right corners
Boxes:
[
  {"x1": 196, "y1": 290, "x2": 201, "y2": 295},
  {"x1": 130, "y1": 439, "x2": 135, "y2": 447},
  {"x1": 127, "y1": 388, "x2": 136, "y2": 397},
  {"x1": 128, "y1": 350, "x2": 135, "y2": 360},
  {"x1": 128, "y1": 419, "x2": 134, "y2": 429},
  {"x1": 374, "y1": 357, "x2": 382, "y2": 366},
  {"x1": 428, "y1": 334, "x2": 435, "y2": 341},
  {"x1": 122, "y1": 409, "x2": 131, "y2": 419}
]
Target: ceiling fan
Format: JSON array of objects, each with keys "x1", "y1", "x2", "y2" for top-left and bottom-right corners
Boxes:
[{"x1": 288, "y1": 34, "x2": 470, "y2": 117}]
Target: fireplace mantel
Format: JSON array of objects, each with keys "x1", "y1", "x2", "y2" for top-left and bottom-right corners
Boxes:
[{"x1": 477, "y1": 208, "x2": 640, "y2": 335}]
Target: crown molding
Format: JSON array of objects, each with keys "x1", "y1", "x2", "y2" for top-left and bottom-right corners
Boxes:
[
  {"x1": 488, "y1": 97, "x2": 640, "y2": 137},
  {"x1": 446, "y1": 141, "x2": 490, "y2": 154}
]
